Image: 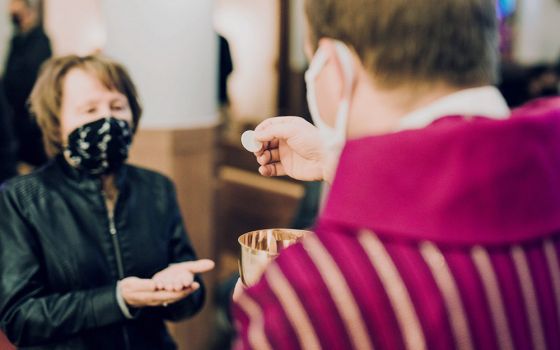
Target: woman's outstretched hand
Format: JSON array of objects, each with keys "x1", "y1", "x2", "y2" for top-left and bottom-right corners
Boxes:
[
  {"x1": 152, "y1": 259, "x2": 215, "y2": 292},
  {"x1": 119, "y1": 277, "x2": 196, "y2": 308},
  {"x1": 120, "y1": 259, "x2": 214, "y2": 308}
]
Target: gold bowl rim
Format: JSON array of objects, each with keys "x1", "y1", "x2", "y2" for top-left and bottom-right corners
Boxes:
[{"x1": 238, "y1": 228, "x2": 311, "y2": 255}]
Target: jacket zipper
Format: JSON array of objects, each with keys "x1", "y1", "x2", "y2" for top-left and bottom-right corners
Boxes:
[
  {"x1": 108, "y1": 213, "x2": 125, "y2": 278},
  {"x1": 103, "y1": 192, "x2": 131, "y2": 350}
]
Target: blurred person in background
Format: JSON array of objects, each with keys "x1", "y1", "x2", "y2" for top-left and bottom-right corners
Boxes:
[
  {"x1": 499, "y1": 62, "x2": 559, "y2": 108},
  {"x1": 3, "y1": 0, "x2": 51, "y2": 167},
  {"x1": 527, "y1": 64, "x2": 559, "y2": 99},
  {"x1": 233, "y1": 0, "x2": 560, "y2": 349},
  {"x1": 0, "y1": 79, "x2": 18, "y2": 184},
  {"x1": 498, "y1": 62, "x2": 531, "y2": 108},
  {"x1": 0, "y1": 55, "x2": 214, "y2": 349}
]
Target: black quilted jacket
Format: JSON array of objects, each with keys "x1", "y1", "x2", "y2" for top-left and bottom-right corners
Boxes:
[{"x1": 0, "y1": 156, "x2": 205, "y2": 349}]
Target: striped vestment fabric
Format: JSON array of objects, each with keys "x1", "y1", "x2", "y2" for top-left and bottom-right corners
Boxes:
[
  {"x1": 233, "y1": 101, "x2": 560, "y2": 349},
  {"x1": 234, "y1": 230, "x2": 560, "y2": 350}
]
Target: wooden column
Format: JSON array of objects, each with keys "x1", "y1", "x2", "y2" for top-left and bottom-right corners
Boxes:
[{"x1": 129, "y1": 127, "x2": 218, "y2": 350}]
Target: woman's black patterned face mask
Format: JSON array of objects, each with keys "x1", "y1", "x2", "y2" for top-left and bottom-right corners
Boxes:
[{"x1": 64, "y1": 117, "x2": 132, "y2": 176}]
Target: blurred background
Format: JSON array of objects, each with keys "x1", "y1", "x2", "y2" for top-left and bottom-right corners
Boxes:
[{"x1": 0, "y1": 0, "x2": 559, "y2": 349}]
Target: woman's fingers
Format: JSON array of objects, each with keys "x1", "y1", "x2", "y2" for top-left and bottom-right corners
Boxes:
[
  {"x1": 189, "y1": 282, "x2": 200, "y2": 291},
  {"x1": 121, "y1": 277, "x2": 157, "y2": 292},
  {"x1": 152, "y1": 282, "x2": 201, "y2": 306},
  {"x1": 181, "y1": 259, "x2": 215, "y2": 274},
  {"x1": 155, "y1": 280, "x2": 164, "y2": 290},
  {"x1": 154, "y1": 276, "x2": 189, "y2": 291},
  {"x1": 177, "y1": 281, "x2": 185, "y2": 292},
  {"x1": 182, "y1": 275, "x2": 194, "y2": 288},
  {"x1": 149, "y1": 290, "x2": 190, "y2": 306},
  {"x1": 152, "y1": 259, "x2": 214, "y2": 291},
  {"x1": 121, "y1": 276, "x2": 201, "y2": 307},
  {"x1": 164, "y1": 281, "x2": 175, "y2": 292}
]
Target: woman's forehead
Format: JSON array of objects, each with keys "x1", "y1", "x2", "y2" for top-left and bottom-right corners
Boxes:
[{"x1": 63, "y1": 68, "x2": 126, "y2": 104}]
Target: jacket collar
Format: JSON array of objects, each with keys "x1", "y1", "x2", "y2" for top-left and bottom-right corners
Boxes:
[
  {"x1": 321, "y1": 97, "x2": 560, "y2": 245},
  {"x1": 55, "y1": 154, "x2": 128, "y2": 194}
]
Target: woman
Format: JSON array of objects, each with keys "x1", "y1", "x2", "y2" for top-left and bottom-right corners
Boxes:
[
  {"x1": 233, "y1": 0, "x2": 560, "y2": 349},
  {"x1": 0, "y1": 55, "x2": 214, "y2": 349}
]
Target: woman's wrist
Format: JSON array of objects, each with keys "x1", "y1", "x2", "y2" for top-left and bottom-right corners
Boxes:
[{"x1": 116, "y1": 281, "x2": 135, "y2": 319}]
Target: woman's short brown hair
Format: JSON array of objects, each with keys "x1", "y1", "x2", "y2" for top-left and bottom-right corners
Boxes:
[
  {"x1": 305, "y1": 0, "x2": 498, "y2": 88},
  {"x1": 29, "y1": 55, "x2": 143, "y2": 157}
]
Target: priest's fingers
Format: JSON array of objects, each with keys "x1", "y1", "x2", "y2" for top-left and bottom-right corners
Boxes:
[
  {"x1": 257, "y1": 148, "x2": 280, "y2": 166},
  {"x1": 255, "y1": 139, "x2": 279, "y2": 158},
  {"x1": 259, "y1": 162, "x2": 286, "y2": 177},
  {"x1": 255, "y1": 119, "x2": 307, "y2": 144}
]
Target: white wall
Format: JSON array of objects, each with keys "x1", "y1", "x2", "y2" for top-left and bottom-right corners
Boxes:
[
  {"x1": 515, "y1": 0, "x2": 560, "y2": 64},
  {"x1": 214, "y1": 0, "x2": 279, "y2": 123},
  {"x1": 0, "y1": 0, "x2": 12, "y2": 74},
  {"x1": 44, "y1": 0, "x2": 106, "y2": 56},
  {"x1": 2, "y1": 1, "x2": 218, "y2": 129},
  {"x1": 289, "y1": 0, "x2": 307, "y2": 71},
  {"x1": 101, "y1": 0, "x2": 218, "y2": 129}
]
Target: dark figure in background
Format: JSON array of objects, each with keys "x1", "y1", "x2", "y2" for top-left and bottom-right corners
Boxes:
[
  {"x1": 0, "y1": 80, "x2": 18, "y2": 184},
  {"x1": 3, "y1": 0, "x2": 51, "y2": 166},
  {"x1": 291, "y1": 181, "x2": 322, "y2": 229},
  {"x1": 498, "y1": 62, "x2": 531, "y2": 108},
  {"x1": 527, "y1": 64, "x2": 559, "y2": 99},
  {"x1": 499, "y1": 62, "x2": 559, "y2": 108},
  {"x1": 218, "y1": 35, "x2": 233, "y2": 106}
]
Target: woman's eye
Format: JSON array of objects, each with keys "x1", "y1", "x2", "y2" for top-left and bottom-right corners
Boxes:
[
  {"x1": 86, "y1": 108, "x2": 96, "y2": 114},
  {"x1": 112, "y1": 104, "x2": 128, "y2": 112}
]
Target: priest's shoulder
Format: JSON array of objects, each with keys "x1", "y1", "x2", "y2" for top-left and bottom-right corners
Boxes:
[{"x1": 511, "y1": 97, "x2": 560, "y2": 119}]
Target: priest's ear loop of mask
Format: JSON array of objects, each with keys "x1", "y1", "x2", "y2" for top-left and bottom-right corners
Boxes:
[{"x1": 305, "y1": 41, "x2": 355, "y2": 155}]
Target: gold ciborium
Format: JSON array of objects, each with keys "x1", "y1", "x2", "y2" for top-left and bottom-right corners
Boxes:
[{"x1": 238, "y1": 229, "x2": 311, "y2": 287}]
